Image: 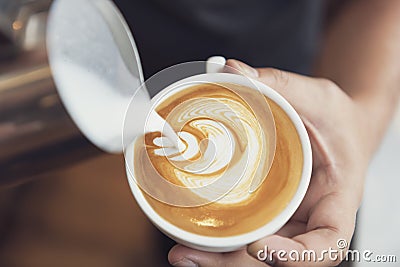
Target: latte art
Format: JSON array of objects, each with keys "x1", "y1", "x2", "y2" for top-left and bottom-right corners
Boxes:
[
  {"x1": 152, "y1": 96, "x2": 269, "y2": 205},
  {"x1": 135, "y1": 83, "x2": 276, "y2": 207},
  {"x1": 133, "y1": 83, "x2": 303, "y2": 237}
]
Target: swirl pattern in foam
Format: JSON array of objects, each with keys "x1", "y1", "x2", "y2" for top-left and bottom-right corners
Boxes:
[
  {"x1": 134, "y1": 83, "x2": 276, "y2": 207},
  {"x1": 133, "y1": 82, "x2": 305, "y2": 237}
]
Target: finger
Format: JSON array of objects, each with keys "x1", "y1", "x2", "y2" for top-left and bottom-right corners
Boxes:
[
  {"x1": 275, "y1": 220, "x2": 307, "y2": 238},
  {"x1": 224, "y1": 59, "x2": 260, "y2": 78},
  {"x1": 169, "y1": 244, "x2": 269, "y2": 267},
  {"x1": 169, "y1": 245, "x2": 223, "y2": 267},
  {"x1": 225, "y1": 59, "x2": 315, "y2": 101},
  {"x1": 247, "y1": 192, "x2": 357, "y2": 266},
  {"x1": 224, "y1": 59, "x2": 334, "y2": 120}
]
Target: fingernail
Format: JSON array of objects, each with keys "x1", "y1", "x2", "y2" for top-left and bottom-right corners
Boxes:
[
  {"x1": 172, "y1": 258, "x2": 198, "y2": 267},
  {"x1": 233, "y1": 60, "x2": 259, "y2": 78}
]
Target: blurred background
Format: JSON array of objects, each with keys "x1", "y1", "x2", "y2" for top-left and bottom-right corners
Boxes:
[
  {"x1": 0, "y1": 0, "x2": 173, "y2": 266},
  {"x1": 0, "y1": 0, "x2": 399, "y2": 266}
]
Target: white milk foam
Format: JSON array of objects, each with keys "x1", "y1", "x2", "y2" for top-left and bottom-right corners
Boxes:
[
  {"x1": 149, "y1": 97, "x2": 268, "y2": 205},
  {"x1": 52, "y1": 61, "x2": 179, "y2": 152}
]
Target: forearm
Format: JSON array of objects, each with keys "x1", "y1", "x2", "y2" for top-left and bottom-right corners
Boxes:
[{"x1": 315, "y1": 0, "x2": 400, "y2": 154}]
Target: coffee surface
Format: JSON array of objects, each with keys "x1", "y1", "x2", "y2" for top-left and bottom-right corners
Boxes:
[{"x1": 133, "y1": 83, "x2": 303, "y2": 237}]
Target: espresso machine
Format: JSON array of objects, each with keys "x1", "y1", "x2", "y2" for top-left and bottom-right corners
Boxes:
[{"x1": 0, "y1": 0, "x2": 101, "y2": 187}]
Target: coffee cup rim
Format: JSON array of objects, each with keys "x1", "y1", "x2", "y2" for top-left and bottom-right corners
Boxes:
[{"x1": 125, "y1": 73, "x2": 312, "y2": 251}]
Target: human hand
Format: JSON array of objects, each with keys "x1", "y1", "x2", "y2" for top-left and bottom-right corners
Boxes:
[{"x1": 168, "y1": 59, "x2": 371, "y2": 267}]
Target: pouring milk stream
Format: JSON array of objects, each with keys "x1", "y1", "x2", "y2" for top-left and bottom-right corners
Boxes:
[
  {"x1": 47, "y1": 0, "x2": 271, "y2": 194},
  {"x1": 47, "y1": 0, "x2": 184, "y2": 152}
]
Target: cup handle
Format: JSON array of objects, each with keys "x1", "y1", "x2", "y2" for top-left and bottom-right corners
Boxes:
[{"x1": 206, "y1": 56, "x2": 226, "y2": 74}]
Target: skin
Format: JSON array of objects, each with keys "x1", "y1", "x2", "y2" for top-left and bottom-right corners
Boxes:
[{"x1": 169, "y1": 0, "x2": 400, "y2": 266}]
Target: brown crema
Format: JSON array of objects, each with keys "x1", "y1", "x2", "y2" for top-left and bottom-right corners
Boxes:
[{"x1": 133, "y1": 83, "x2": 303, "y2": 237}]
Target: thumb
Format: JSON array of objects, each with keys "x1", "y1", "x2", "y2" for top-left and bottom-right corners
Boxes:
[
  {"x1": 226, "y1": 59, "x2": 311, "y2": 103},
  {"x1": 225, "y1": 59, "x2": 331, "y2": 120},
  {"x1": 225, "y1": 59, "x2": 260, "y2": 78}
]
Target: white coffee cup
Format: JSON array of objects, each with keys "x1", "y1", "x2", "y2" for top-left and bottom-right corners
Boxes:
[
  {"x1": 124, "y1": 70, "x2": 312, "y2": 252},
  {"x1": 46, "y1": 1, "x2": 312, "y2": 252}
]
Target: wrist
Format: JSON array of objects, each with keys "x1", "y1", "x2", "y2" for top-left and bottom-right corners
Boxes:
[{"x1": 352, "y1": 95, "x2": 393, "y2": 162}]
